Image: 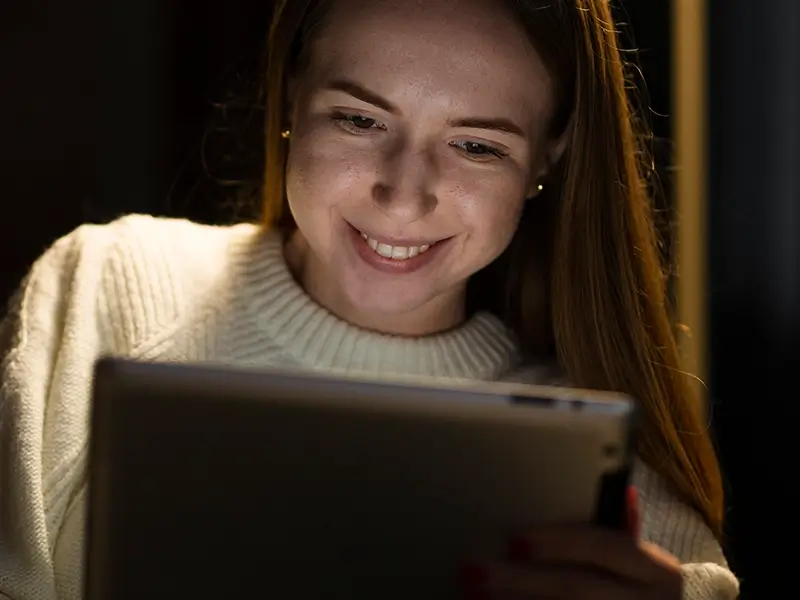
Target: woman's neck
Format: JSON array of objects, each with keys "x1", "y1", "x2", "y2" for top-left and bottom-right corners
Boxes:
[{"x1": 284, "y1": 229, "x2": 466, "y2": 337}]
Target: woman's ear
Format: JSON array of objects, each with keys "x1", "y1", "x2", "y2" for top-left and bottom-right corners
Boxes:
[
  {"x1": 527, "y1": 113, "x2": 574, "y2": 197},
  {"x1": 284, "y1": 76, "x2": 300, "y2": 127},
  {"x1": 548, "y1": 113, "x2": 573, "y2": 167},
  {"x1": 286, "y1": 75, "x2": 299, "y2": 106}
]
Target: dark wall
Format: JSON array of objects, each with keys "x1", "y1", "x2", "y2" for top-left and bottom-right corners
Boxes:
[
  {"x1": 707, "y1": 1, "x2": 799, "y2": 597},
  {"x1": 1, "y1": 0, "x2": 101, "y2": 295},
  {"x1": 96, "y1": 0, "x2": 275, "y2": 223}
]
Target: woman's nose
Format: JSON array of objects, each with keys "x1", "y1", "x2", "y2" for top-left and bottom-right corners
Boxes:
[{"x1": 372, "y1": 142, "x2": 438, "y2": 222}]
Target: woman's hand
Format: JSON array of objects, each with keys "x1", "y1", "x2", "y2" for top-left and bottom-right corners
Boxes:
[
  {"x1": 463, "y1": 527, "x2": 683, "y2": 599},
  {"x1": 462, "y1": 488, "x2": 683, "y2": 599}
]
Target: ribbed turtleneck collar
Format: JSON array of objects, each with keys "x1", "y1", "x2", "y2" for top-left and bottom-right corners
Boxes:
[{"x1": 224, "y1": 225, "x2": 522, "y2": 381}]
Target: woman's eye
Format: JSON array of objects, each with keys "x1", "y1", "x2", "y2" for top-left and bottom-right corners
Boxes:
[
  {"x1": 450, "y1": 140, "x2": 508, "y2": 161},
  {"x1": 349, "y1": 115, "x2": 377, "y2": 129},
  {"x1": 332, "y1": 112, "x2": 384, "y2": 133}
]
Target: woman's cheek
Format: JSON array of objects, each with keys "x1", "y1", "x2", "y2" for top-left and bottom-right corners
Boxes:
[
  {"x1": 288, "y1": 132, "x2": 383, "y2": 209},
  {"x1": 444, "y1": 160, "x2": 527, "y2": 224}
]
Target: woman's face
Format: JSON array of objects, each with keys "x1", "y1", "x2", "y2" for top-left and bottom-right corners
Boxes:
[{"x1": 285, "y1": 0, "x2": 559, "y2": 335}]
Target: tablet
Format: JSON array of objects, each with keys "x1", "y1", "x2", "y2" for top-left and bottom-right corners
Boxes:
[{"x1": 86, "y1": 357, "x2": 637, "y2": 600}]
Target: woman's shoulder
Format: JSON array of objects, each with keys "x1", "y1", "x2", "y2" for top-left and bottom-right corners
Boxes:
[
  {"x1": 6, "y1": 214, "x2": 265, "y2": 355},
  {"x1": 17, "y1": 214, "x2": 261, "y2": 287},
  {"x1": 65, "y1": 213, "x2": 261, "y2": 279},
  {"x1": 93, "y1": 214, "x2": 261, "y2": 297}
]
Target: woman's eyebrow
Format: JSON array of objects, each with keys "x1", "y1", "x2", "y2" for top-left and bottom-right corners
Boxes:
[
  {"x1": 448, "y1": 117, "x2": 526, "y2": 138},
  {"x1": 324, "y1": 79, "x2": 399, "y2": 113},
  {"x1": 324, "y1": 79, "x2": 526, "y2": 139}
]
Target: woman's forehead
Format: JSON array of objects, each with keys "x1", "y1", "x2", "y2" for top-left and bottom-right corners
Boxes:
[
  {"x1": 310, "y1": 0, "x2": 533, "y2": 59},
  {"x1": 302, "y1": 0, "x2": 555, "y2": 123}
]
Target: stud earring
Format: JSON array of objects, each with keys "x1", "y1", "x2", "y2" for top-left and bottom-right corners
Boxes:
[
  {"x1": 281, "y1": 129, "x2": 291, "y2": 139},
  {"x1": 537, "y1": 183, "x2": 544, "y2": 192}
]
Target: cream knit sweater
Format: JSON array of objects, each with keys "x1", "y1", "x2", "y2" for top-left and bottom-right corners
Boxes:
[{"x1": 0, "y1": 214, "x2": 739, "y2": 600}]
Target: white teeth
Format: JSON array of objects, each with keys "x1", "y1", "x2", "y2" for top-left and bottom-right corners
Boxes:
[
  {"x1": 376, "y1": 243, "x2": 393, "y2": 258},
  {"x1": 391, "y1": 246, "x2": 409, "y2": 259},
  {"x1": 359, "y1": 232, "x2": 433, "y2": 261}
]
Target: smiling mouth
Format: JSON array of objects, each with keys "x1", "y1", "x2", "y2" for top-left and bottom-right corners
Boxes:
[{"x1": 358, "y1": 231, "x2": 436, "y2": 261}]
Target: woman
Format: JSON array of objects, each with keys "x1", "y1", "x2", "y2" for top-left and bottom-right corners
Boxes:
[{"x1": 0, "y1": 0, "x2": 738, "y2": 598}]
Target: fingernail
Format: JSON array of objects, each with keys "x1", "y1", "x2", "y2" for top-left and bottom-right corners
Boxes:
[
  {"x1": 460, "y1": 562, "x2": 489, "y2": 586},
  {"x1": 626, "y1": 485, "x2": 641, "y2": 539},
  {"x1": 507, "y1": 535, "x2": 533, "y2": 561}
]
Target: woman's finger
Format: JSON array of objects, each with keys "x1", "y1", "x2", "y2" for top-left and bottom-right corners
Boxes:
[
  {"x1": 626, "y1": 485, "x2": 642, "y2": 539},
  {"x1": 505, "y1": 526, "x2": 680, "y2": 584}
]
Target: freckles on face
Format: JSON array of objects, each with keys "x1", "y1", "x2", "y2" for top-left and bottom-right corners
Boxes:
[
  {"x1": 287, "y1": 95, "x2": 529, "y2": 283},
  {"x1": 282, "y1": 0, "x2": 556, "y2": 326},
  {"x1": 285, "y1": 110, "x2": 379, "y2": 248},
  {"x1": 433, "y1": 160, "x2": 528, "y2": 270}
]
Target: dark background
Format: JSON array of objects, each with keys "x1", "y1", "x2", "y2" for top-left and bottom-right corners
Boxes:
[{"x1": 1, "y1": 2, "x2": 797, "y2": 598}]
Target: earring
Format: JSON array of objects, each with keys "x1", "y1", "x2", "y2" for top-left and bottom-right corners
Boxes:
[
  {"x1": 537, "y1": 183, "x2": 544, "y2": 192},
  {"x1": 281, "y1": 129, "x2": 291, "y2": 139}
]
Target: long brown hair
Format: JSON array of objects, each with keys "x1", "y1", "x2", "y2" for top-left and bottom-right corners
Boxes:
[{"x1": 259, "y1": 0, "x2": 724, "y2": 538}]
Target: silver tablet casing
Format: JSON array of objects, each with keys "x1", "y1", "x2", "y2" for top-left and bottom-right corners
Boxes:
[{"x1": 86, "y1": 358, "x2": 636, "y2": 600}]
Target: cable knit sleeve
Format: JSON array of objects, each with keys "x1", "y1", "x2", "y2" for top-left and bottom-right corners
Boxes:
[
  {"x1": 0, "y1": 224, "x2": 117, "y2": 600},
  {"x1": 634, "y1": 462, "x2": 740, "y2": 600}
]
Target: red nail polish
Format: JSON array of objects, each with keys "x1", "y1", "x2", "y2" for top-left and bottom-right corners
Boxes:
[
  {"x1": 626, "y1": 485, "x2": 641, "y2": 539},
  {"x1": 507, "y1": 536, "x2": 533, "y2": 561}
]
